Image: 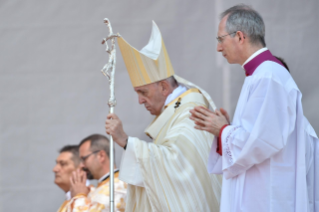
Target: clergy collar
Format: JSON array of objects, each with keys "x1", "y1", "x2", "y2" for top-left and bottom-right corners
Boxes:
[
  {"x1": 242, "y1": 47, "x2": 268, "y2": 68},
  {"x1": 243, "y1": 48, "x2": 284, "y2": 77},
  {"x1": 164, "y1": 84, "x2": 187, "y2": 106},
  {"x1": 98, "y1": 169, "x2": 119, "y2": 183},
  {"x1": 65, "y1": 191, "x2": 71, "y2": 200}
]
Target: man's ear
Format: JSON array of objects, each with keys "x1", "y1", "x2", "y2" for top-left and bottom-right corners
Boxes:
[
  {"x1": 237, "y1": 31, "x2": 245, "y2": 43},
  {"x1": 159, "y1": 80, "x2": 170, "y2": 94},
  {"x1": 98, "y1": 150, "x2": 106, "y2": 162}
]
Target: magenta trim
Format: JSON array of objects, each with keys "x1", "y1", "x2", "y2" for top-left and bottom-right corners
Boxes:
[{"x1": 243, "y1": 50, "x2": 285, "y2": 76}]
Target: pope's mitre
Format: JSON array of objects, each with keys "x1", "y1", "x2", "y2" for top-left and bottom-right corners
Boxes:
[{"x1": 117, "y1": 21, "x2": 175, "y2": 87}]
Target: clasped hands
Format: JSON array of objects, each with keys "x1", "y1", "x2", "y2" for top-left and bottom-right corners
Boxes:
[{"x1": 189, "y1": 106, "x2": 230, "y2": 136}]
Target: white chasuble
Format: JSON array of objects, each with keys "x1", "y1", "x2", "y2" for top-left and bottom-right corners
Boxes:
[
  {"x1": 208, "y1": 50, "x2": 318, "y2": 212},
  {"x1": 120, "y1": 88, "x2": 222, "y2": 212}
]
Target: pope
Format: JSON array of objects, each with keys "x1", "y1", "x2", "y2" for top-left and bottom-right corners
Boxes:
[{"x1": 105, "y1": 21, "x2": 222, "y2": 212}]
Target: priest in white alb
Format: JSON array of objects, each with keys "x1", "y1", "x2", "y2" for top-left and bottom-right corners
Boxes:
[
  {"x1": 104, "y1": 21, "x2": 222, "y2": 212},
  {"x1": 190, "y1": 4, "x2": 318, "y2": 212}
]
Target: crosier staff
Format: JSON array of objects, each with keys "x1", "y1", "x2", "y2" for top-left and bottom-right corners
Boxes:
[{"x1": 101, "y1": 18, "x2": 120, "y2": 212}]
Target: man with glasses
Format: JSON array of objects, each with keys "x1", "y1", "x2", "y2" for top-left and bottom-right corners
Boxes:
[
  {"x1": 190, "y1": 4, "x2": 318, "y2": 212},
  {"x1": 68, "y1": 134, "x2": 127, "y2": 212}
]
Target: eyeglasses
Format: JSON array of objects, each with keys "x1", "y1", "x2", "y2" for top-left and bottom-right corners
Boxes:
[
  {"x1": 80, "y1": 150, "x2": 100, "y2": 162},
  {"x1": 216, "y1": 31, "x2": 237, "y2": 43}
]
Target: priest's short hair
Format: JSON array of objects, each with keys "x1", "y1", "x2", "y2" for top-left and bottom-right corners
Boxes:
[
  {"x1": 59, "y1": 145, "x2": 80, "y2": 167},
  {"x1": 79, "y1": 134, "x2": 112, "y2": 159}
]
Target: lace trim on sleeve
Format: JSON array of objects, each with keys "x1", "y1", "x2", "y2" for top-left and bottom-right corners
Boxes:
[{"x1": 224, "y1": 126, "x2": 239, "y2": 164}]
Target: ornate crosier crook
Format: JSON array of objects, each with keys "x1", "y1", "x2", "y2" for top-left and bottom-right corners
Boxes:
[
  {"x1": 101, "y1": 18, "x2": 120, "y2": 212},
  {"x1": 101, "y1": 18, "x2": 120, "y2": 108}
]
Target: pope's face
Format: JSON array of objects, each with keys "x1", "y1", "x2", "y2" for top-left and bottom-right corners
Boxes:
[
  {"x1": 134, "y1": 82, "x2": 166, "y2": 116},
  {"x1": 53, "y1": 152, "x2": 77, "y2": 192},
  {"x1": 217, "y1": 16, "x2": 239, "y2": 64}
]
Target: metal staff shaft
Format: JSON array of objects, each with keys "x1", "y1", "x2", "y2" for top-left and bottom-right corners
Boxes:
[
  {"x1": 101, "y1": 18, "x2": 120, "y2": 212},
  {"x1": 109, "y1": 111, "x2": 114, "y2": 212},
  {"x1": 108, "y1": 50, "x2": 116, "y2": 212}
]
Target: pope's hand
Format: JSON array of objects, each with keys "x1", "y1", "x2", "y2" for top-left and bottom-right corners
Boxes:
[
  {"x1": 189, "y1": 106, "x2": 230, "y2": 136},
  {"x1": 105, "y1": 113, "x2": 128, "y2": 148},
  {"x1": 70, "y1": 169, "x2": 89, "y2": 198}
]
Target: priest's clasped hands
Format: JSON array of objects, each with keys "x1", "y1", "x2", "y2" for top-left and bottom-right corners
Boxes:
[{"x1": 189, "y1": 106, "x2": 230, "y2": 136}]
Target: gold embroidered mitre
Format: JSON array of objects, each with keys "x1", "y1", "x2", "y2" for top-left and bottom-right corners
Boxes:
[{"x1": 117, "y1": 21, "x2": 175, "y2": 87}]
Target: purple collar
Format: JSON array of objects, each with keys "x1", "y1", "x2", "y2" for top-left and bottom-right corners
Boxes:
[{"x1": 243, "y1": 50, "x2": 284, "y2": 77}]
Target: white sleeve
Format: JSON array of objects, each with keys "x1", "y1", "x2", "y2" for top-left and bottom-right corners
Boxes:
[
  {"x1": 118, "y1": 137, "x2": 144, "y2": 187},
  {"x1": 207, "y1": 137, "x2": 223, "y2": 174},
  {"x1": 220, "y1": 77, "x2": 297, "y2": 179}
]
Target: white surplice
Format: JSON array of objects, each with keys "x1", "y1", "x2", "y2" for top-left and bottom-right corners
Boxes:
[{"x1": 208, "y1": 51, "x2": 318, "y2": 211}]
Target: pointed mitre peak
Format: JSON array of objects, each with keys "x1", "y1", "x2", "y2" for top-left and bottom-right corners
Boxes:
[
  {"x1": 117, "y1": 21, "x2": 175, "y2": 87},
  {"x1": 139, "y1": 21, "x2": 162, "y2": 60}
]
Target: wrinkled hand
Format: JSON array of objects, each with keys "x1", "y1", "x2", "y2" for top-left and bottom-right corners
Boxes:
[
  {"x1": 70, "y1": 169, "x2": 89, "y2": 198},
  {"x1": 105, "y1": 113, "x2": 128, "y2": 148},
  {"x1": 189, "y1": 106, "x2": 230, "y2": 136}
]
